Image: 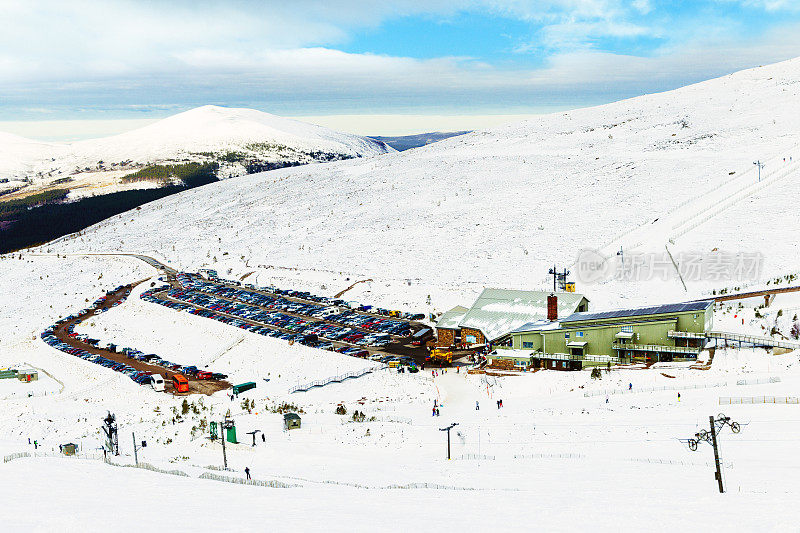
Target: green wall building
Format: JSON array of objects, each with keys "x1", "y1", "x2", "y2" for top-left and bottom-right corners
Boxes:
[{"x1": 502, "y1": 300, "x2": 714, "y2": 366}]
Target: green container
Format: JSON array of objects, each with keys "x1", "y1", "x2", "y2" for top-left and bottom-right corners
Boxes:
[
  {"x1": 232, "y1": 382, "x2": 256, "y2": 395},
  {"x1": 226, "y1": 426, "x2": 237, "y2": 444}
]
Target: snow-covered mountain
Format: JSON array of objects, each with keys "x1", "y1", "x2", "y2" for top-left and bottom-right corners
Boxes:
[
  {"x1": 0, "y1": 132, "x2": 64, "y2": 187},
  {"x1": 0, "y1": 106, "x2": 393, "y2": 196},
  {"x1": 43, "y1": 58, "x2": 800, "y2": 311}
]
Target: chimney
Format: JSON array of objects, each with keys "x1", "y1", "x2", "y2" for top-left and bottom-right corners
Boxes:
[{"x1": 547, "y1": 293, "x2": 558, "y2": 321}]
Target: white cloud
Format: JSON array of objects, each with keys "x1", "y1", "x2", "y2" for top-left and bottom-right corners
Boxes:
[{"x1": 0, "y1": 0, "x2": 799, "y2": 118}]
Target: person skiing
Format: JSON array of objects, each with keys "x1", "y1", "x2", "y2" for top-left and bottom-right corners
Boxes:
[
  {"x1": 677, "y1": 392, "x2": 681, "y2": 402},
  {"x1": 245, "y1": 467, "x2": 251, "y2": 480},
  {"x1": 261, "y1": 433, "x2": 266, "y2": 443},
  {"x1": 628, "y1": 382, "x2": 632, "y2": 391},
  {"x1": 476, "y1": 401, "x2": 480, "y2": 411},
  {"x1": 605, "y1": 397, "x2": 609, "y2": 404}
]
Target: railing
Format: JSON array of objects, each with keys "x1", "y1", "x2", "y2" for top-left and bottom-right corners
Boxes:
[
  {"x1": 289, "y1": 365, "x2": 384, "y2": 393},
  {"x1": 668, "y1": 330, "x2": 706, "y2": 339},
  {"x1": 530, "y1": 352, "x2": 620, "y2": 363},
  {"x1": 611, "y1": 343, "x2": 699, "y2": 354},
  {"x1": 706, "y1": 331, "x2": 800, "y2": 350}
]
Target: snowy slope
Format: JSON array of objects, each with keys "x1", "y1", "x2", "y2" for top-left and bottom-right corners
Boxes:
[
  {"x1": 0, "y1": 131, "x2": 64, "y2": 182},
  {"x1": 41, "y1": 57, "x2": 800, "y2": 312}
]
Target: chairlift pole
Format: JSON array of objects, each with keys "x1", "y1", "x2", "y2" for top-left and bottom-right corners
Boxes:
[
  {"x1": 439, "y1": 423, "x2": 458, "y2": 460},
  {"x1": 132, "y1": 432, "x2": 138, "y2": 466},
  {"x1": 753, "y1": 160, "x2": 764, "y2": 182},
  {"x1": 709, "y1": 416, "x2": 724, "y2": 493}
]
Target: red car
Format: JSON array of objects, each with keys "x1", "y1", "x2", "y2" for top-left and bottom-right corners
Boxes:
[{"x1": 196, "y1": 371, "x2": 213, "y2": 380}]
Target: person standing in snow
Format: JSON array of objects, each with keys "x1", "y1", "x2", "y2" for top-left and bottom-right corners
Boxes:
[
  {"x1": 628, "y1": 383, "x2": 632, "y2": 391},
  {"x1": 245, "y1": 467, "x2": 251, "y2": 480},
  {"x1": 476, "y1": 401, "x2": 480, "y2": 410},
  {"x1": 678, "y1": 392, "x2": 681, "y2": 402}
]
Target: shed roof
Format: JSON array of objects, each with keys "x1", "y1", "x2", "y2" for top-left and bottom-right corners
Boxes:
[
  {"x1": 561, "y1": 300, "x2": 712, "y2": 324},
  {"x1": 458, "y1": 288, "x2": 588, "y2": 341},
  {"x1": 283, "y1": 413, "x2": 301, "y2": 420},
  {"x1": 436, "y1": 306, "x2": 470, "y2": 330}
]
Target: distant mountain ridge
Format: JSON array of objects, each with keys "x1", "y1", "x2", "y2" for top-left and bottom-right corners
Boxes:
[
  {"x1": 368, "y1": 131, "x2": 470, "y2": 151},
  {"x1": 0, "y1": 105, "x2": 394, "y2": 199}
]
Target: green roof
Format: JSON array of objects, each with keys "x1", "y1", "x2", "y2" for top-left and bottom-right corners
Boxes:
[
  {"x1": 458, "y1": 288, "x2": 588, "y2": 341},
  {"x1": 436, "y1": 305, "x2": 470, "y2": 330}
]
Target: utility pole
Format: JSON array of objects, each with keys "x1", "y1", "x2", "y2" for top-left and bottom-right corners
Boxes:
[
  {"x1": 709, "y1": 416, "x2": 724, "y2": 494},
  {"x1": 221, "y1": 420, "x2": 228, "y2": 469},
  {"x1": 548, "y1": 266, "x2": 570, "y2": 291},
  {"x1": 439, "y1": 423, "x2": 458, "y2": 460},
  {"x1": 131, "y1": 432, "x2": 146, "y2": 467},
  {"x1": 753, "y1": 160, "x2": 765, "y2": 182}
]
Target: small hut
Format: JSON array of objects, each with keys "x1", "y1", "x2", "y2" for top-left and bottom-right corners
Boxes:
[
  {"x1": 60, "y1": 443, "x2": 78, "y2": 456},
  {"x1": 283, "y1": 413, "x2": 301, "y2": 430}
]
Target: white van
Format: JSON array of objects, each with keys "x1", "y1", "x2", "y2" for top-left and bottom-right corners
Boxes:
[{"x1": 150, "y1": 374, "x2": 165, "y2": 392}]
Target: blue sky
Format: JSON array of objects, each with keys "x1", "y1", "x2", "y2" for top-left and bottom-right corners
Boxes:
[{"x1": 1, "y1": 0, "x2": 800, "y2": 129}]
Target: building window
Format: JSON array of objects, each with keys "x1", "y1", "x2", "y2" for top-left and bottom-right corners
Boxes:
[
  {"x1": 522, "y1": 341, "x2": 534, "y2": 349},
  {"x1": 621, "y1": 325, "x2": 633, "y2": 333},
  {"x1": 561, "y1": 362, "x2": 567, "y2": 368},
  {"x1": 576, "y1": 331, "x2": 583, "y2": 337},
  {"x1": 565, "y1": 333, "x2": 570, "y2": 339}
]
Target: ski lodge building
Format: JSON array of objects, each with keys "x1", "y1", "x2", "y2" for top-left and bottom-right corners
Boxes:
[
  {"x1": 489, "y1": 300, "x2": 714, "y2": 370},
  {"x1": 435, "y1": 288, "x2": 589, "y2": 348}
]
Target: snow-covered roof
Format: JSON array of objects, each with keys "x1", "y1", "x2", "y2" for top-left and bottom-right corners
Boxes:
[
  {"x1": 511, "y1": 319, "x2": 562, "y2": 334},
  {"x1": 436, "y1": 305, "x2": 470, "y2": 330},
  {"x1": 459, "y1": 288, "x2": 588, "y2": 341}
]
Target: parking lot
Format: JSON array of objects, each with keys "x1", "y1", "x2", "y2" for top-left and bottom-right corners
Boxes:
[
  {"x1": 146, "y1": 272, "x2": 432, "y2": 366},
  {"x1": 42, "y1": 282, "x2": 231, "y2": 396}
]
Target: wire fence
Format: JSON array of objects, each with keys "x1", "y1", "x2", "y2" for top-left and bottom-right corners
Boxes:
[
  {"x1": 720, "y1": 396, "x2": 799, "y2": 405},
  {"x1": 198, "y1": 472, "x2": 299, "y2": 488},
  {"x1": 457, "y1": 454, "x2": 496, "y2": 460},
  {"x1": 513, "y1": 453, "x2": 586, "y2": 460},
  {"x1": 584, "y1": 376, "x2": 782, "y2": 397}
]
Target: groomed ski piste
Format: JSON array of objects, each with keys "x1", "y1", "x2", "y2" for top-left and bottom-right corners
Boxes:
[{"x1": 4, "y1": 57, "x2": 800, "y2": 531}]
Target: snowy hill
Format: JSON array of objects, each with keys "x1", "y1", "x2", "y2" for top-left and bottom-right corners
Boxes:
[
  {"x1": 0, "y1": 106, "x2": 393, "y2": 197},
  {"x1": 0, "y1": 132, "x2": 63, "y2": 189},
  {"x1": 42, "y1": 58, "x2": 800, "y2": 311}
]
